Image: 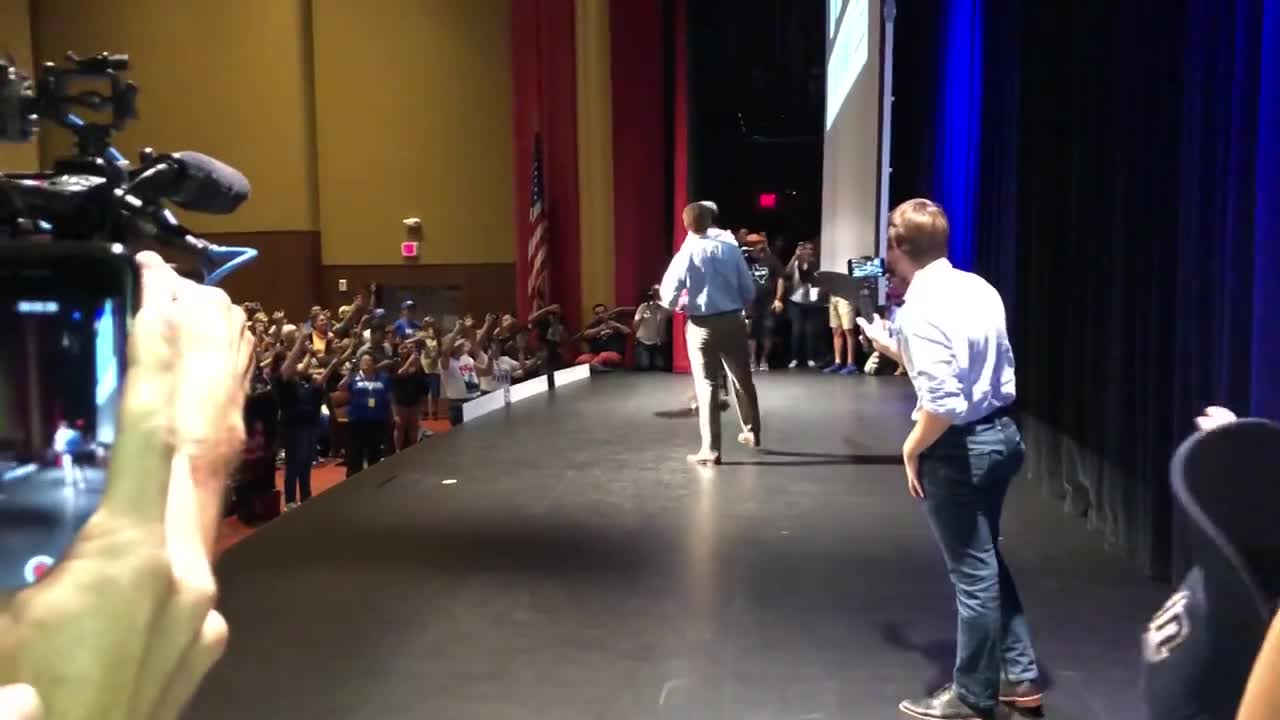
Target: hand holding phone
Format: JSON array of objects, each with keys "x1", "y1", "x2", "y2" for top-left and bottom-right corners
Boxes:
[{"x1": 0, "y1": 251, "x2": 250, "y2": 719}]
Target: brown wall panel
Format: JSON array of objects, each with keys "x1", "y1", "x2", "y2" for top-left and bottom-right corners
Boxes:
[
  {"x1": 32, "y1": 0, "x2": 319, "y2": 233},
  {"x1": 318, "y1": 264, "x2": 516, "y2": 320},
  {"x1": 311, "y1": 0, "x2": 515, "y2": 265},
  {"x1": 210, "y1": 231, "x2": 322, "y2": 321}
]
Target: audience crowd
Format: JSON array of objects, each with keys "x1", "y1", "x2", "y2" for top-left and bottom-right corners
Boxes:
[{"x1": 229, "y1": 230, "x2": 901, "y2": 521}]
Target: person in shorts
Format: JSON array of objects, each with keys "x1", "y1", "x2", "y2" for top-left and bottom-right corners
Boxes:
[{"x1": 824, "y1": 294, "x2": 861, "y2": 375}]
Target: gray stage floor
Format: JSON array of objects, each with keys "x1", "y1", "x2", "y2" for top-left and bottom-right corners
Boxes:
[{"x1": 188, "y1": 372, "x2": 1167, "y2": 720}]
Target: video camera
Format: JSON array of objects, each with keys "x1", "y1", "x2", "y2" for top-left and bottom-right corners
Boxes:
[
  {"x1": 0, "y1": 51, "x2": 255, "y2": 589},
  {"x1": 0, "y1": 51, "x2": 254, "y2": 283}
]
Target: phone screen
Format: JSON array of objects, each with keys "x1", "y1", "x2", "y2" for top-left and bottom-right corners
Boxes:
[
  {"x1": 848, "y1": 256, "x2": 885, "y2": 278},
  {"x1": 0, "y1": 248, "x2": 134, "y2": 589}
]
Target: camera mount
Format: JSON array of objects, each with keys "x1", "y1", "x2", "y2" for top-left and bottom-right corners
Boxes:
[{"x1": 0, "y1": 52, "x2": 256, "y2": 284}]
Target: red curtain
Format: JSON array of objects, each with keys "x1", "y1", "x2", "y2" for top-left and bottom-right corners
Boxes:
[
  {"x1": 511, "y1": 0, "x2": 582, "y2": 331},
  {"x1": 609, "y1": 0, "x2": 667, "y2": 311},
  {"x1": 668, "y1": 0, "x2": 691, "y2": 373}
]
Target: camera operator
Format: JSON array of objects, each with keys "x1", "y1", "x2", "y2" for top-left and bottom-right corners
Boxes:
[
  {"x1": 633, "y1": 285, "x2": 672, "y2": 371},
  {"x1": 858, "y1": 199, "x2": 1042, "y2": 719},
  {"x1": 785, "y1": 240, "x2": 824, "y2": 368},
  {"x1": 0, "y1": 252, "x2": 252, "y2": 720},
  {"x1": 742, "y1": 233, "x2": 785, "y2": 371}
]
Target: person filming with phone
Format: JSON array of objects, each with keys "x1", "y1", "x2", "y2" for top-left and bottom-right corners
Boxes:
[
  {"x1": 0, "y1": 252, "x2": 254, "y2": 720},
  {"x1": 857, "y1": 199, "x2": 1043, "y2": 720}
]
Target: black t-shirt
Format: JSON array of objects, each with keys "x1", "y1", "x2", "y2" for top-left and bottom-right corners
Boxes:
[
  {"x1": 273, "y1": 375, "x2": 324, "y2": 426},
  {"x1": 587, "y1": 321, "x2": 627, "y2": 356},
  {"x1": 245, "y1": 381, "x2": 280, "y2": 448},
  {"x1": 392, "y1": 370, "x2": 426, "y2": 407},
  {"x1": 747, "y1": 254, "x2": 785, "y2": 308}
]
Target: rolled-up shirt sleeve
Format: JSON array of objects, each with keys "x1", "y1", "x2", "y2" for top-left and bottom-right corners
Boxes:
[
  {"x1": 659, "y1": 246, "x2": 690, "y2": 309},
  {"x1": 901, "y1": 317, "x2": 967, "y2": 421}
]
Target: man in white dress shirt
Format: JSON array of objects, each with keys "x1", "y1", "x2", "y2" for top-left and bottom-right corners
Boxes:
[
  {"x1": 660, "y1": 202, "x2": 762, "y2": 465},
  {"x1": 859, "y1": 199, "x2": 1043, "y2": 720}
]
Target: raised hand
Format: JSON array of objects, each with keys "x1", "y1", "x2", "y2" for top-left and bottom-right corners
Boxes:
[
  {"x1": 1195, "y1": 406, "x2": 1238, "y2": 431},
  {"x1": 855, "y1": 314, "x2": 893, "y2": 354}
]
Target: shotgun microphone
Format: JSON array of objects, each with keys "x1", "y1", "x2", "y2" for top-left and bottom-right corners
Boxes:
[{"x1": 128, "y1": 151, "x2": 250, "y2": 215}]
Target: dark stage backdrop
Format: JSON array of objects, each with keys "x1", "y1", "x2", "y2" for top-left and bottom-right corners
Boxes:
[{"x1": 892, "y1": 0, "x2": 1277, "y2": 579}]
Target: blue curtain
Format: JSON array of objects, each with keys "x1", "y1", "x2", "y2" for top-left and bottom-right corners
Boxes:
[
  {"x1": 1253, "y1": 0, "x2": 1280, "y2": 420},
  {"x1": 935, "y1": 0, "x2": 983, "y2": 271},
  {"x1": 897, "y1": 0, "x2": 1274, "y2": 577}
]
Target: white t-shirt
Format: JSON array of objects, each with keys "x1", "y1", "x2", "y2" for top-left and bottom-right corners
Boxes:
[
  {"x1": 480, "y1": 356, "x2": 522, "y2": 393},
  {"x1": 443, "y1": 353, "x2": 478, "y2": 400}
]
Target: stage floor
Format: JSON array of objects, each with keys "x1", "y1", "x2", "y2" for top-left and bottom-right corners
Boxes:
[{"x1": 188, "y1": 372, "x2": 1166, "y2": 720}]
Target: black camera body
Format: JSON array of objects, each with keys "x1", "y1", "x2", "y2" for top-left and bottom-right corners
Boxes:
[{"x1": 0, "y1": 51, "x2": 253, "y2": 590}]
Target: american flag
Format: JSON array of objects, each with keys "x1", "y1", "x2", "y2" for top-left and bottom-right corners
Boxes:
[{"x1": 527, "y1": 134, "x2": 550, "y2": 312}]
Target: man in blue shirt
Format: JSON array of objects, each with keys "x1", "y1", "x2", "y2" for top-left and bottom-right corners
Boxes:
[
  {"x1": 859, "y1": 199, "x2": 1042, "y2": 720},
  {"x1": 393, "y1": 301, "x2": 421, "y2": 341},
  {"x1": 659, "y1": 201, "x2": 762, "y2": 465}
]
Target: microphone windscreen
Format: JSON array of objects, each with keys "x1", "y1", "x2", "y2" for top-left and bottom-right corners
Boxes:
[{"x1": 171, "y1": 151, "x2": 250, "y2": 215}]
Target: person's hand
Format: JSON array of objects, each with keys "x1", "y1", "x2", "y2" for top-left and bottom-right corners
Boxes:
[
  {"x1": 0, "y1": 251, "x2": 251, "y2": 720},
  {"x1": 856, "y1": 314, "x2": 894, "y2": 354},
  {"x1": 1196, "y1": 406, "x2": 1238, "y2": 432},
  {"x1": 903, "y1": 449, "x2": 925, "y2": 499},
  {"x1": 771, "y1": 299, "x2": 784, "y2": 314}
]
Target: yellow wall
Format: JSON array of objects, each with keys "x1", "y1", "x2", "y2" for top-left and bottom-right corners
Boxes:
[
  {"x1": 574, "y1": 0, "x2": 616, "y2": 316},
  {"x1": 310, "y1": 0, "x2": 515, "y2": 265},
  {"x1": 30, "y1": 0, "x2": 319, "y2": 234},
  {"x1": 0, "y1": 0, "x2": 38, "y2": 171}
]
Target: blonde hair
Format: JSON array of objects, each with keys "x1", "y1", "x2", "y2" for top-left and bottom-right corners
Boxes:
[
  {"x1": 888, "y1": 198, "x2": 950, "y2": 264},
  {"x1": 683, "y1": 202, "x2": 715, "y2": 234}
]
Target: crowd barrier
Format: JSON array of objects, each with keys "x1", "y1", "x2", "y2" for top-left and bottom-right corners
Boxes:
[{"x1": 460, "y1": 364, "x2": 592, "y2": 423}]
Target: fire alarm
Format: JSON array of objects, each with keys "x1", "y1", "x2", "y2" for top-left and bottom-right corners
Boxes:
[{"x1": 400, "y1": 241, "x2": 419, "y2": 258}]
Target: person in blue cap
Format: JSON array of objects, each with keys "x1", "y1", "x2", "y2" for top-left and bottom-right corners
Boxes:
[{"x1": 393, "y1": 300, "x2": 421, "y2": 341}]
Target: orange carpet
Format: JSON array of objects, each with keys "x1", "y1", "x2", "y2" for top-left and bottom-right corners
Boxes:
[{"x1": 214, "y1": 418, "x2": 453, "y2": 556}]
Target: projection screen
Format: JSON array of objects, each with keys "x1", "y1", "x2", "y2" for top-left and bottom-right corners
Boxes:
[{"x1": 820, "y1": 0, "x2": 884, "y2": 272}]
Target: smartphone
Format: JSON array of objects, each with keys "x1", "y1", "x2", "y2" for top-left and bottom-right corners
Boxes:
[
  {"x1": 848, "y1": 256, "x2": 886, "y2": 278},
  {"x1": 0, "y1": 244, "x2": 137, "y2": 590}
]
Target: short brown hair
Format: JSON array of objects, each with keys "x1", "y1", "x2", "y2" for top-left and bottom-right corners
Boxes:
[
  {"x1": 888, "y1": 198, "x2": 950, "y2": 264},
  {"x1": 683, "y1": 202, "x2": 715, "y2": 234}
]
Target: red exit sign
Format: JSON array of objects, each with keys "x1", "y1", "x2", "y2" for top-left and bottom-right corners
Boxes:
[{"x1": 758, "y1": 193, "x2": 777, "y2": 209}]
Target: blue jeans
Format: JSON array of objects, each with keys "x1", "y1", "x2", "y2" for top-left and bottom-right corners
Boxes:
[
  {"x1": 919, "y1": 412, "x2": 1039, "y2": 710},
  {"x1": 635, "y1": 342, "x2": 666, "y2": 371},
  {"x1": 282, "y1": 422, "x2": 317, "y2": 504}
]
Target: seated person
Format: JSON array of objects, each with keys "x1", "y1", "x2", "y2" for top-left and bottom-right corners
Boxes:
[{"x1": 575, "y1": 303, "x2": 630, "y2": 368}]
